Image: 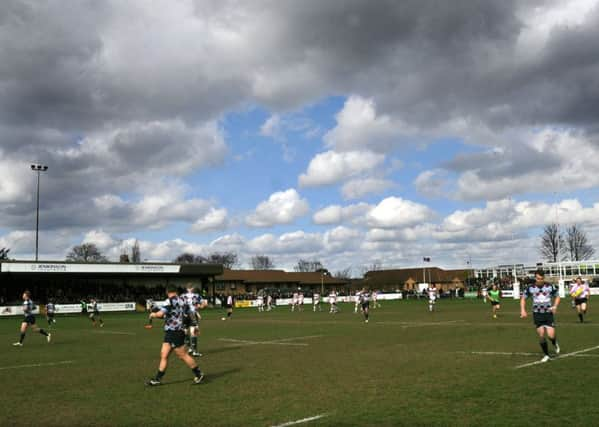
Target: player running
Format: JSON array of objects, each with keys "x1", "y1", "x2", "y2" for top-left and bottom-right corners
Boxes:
[
  {"x1": 372, "y1": 290, "x2": 381, "y2": 308},
  {"x1": 222, "y1": 294, "x2": 234, "y2": 320},
  {"x1": 257, "y1": 294, "x2": 264, "y2": 312},
  {"x1": 520, "y1": 269, "x2": 561, "y2": 363},
  {"x1": 13, "y1": 291, "x2": 51, "y2": 346},
  {"x1": 427, "y1": 285, "x2": 438, "y2": 312},
  {"x1": 313, "y1": 292, "x2": 321, "y2": 312},
  {"x1": 569, "y1": 277, "x2": 590, "y2": 323},
  {"x1": 146, "y1": 286, "x2": 204, "y2": 386},
  {"x1": 46, "y1": 300, "x2": 56, "y2": 328},
  {"x1": 354, "y1": 290, "x2": 362, "y2": 314},
  {"x1": 328, "y1": 290, "x2": 339, "y2": 314},
  {"x1": 298, "y1": 291, "x2": 304, "y2": 311},
  {"x1": 182, "y1": 285, "x2": 206, "y2": 357},
  {"x1": 291, "y1": 290, "x2": 299, "y2": 312},
  {"x1": 266, "y1": 294, "x2": 273, "y2": 311},
  {"x1": 89, "y1": 298, "x2": 104, "y2": 327},
  {"x1": 488, "y1": 284, "x2": 501, "y2": 319},
  {"x1": 359, "y1": 288, "x2": 371, "y2": 323}
]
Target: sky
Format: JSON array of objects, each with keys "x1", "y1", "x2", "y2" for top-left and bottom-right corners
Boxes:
[{"x1": 2, "y1": 0, "x2": 599, "y2": 275}]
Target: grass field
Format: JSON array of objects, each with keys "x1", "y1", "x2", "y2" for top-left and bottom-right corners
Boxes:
[{"x1": 1, "y1": 298, "x2": 599, "y2": 427}]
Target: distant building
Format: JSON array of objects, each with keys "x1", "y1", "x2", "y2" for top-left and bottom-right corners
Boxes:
[
  {"x1": 360, "y1": 267, "x2": 471, "y2": 292},
  {"x1": 475, "y1": 260, "x2": 599, "y2": 283}
]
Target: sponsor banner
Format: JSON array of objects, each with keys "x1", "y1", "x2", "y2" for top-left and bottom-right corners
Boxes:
[
  {"x1": 92, "y1": 302, "x2": 136, "y2": 312},
  {"x1": 501, "y1": 290, "x2": 515, "y2": 298},
  {"x1": 54, "y1": 304, "x2": 83, "y2": 313},
  {"x1": 1, "y1": 262, "x2": 180, "y2": 274},
  {"x1": 234, "y1": 300, "x2": 252, "y2": 308},
  {"x1": 0, "y1": 305, "x2": 40, "y2": 316},
  {"x1": 374, "y1": 293, "x2": 402, "y2": 300}
]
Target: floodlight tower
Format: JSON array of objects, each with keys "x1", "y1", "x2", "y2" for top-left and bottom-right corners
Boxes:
[{"x1": 30, "y1": 163, "x2": 48, "y2": 261}]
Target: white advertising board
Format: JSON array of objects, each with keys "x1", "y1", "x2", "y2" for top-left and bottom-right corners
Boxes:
[
  {"x1": 1, "y1": 262, "x2": 180, "y2": 274},
  {"x1": 0, "y1": 305, "x2": 40, "y2": 316}
]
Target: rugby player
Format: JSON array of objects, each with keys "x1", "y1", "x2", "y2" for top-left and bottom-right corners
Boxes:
[
  {"x1": 354, "y1": 290, "x2": 362, "y2": 314},
  {"x1": 46, "y1": 300, "x2": 56, "y2": 327},
  {"x1": 12, "y1": 291, "x2": 51, "y2": 346},
  {"x1": 89, "y1": 298, "x2": 104, "y2": 327},
  {"x1": 182, "y1": 285, "x2": 207, "y2": 357},
  {"x1": 520, "y1": 269, "x2": 561, "y2": 362},
  {"x1": 427, "y1": 284, "x2": 438, "y2": 312},
  {"x1": 328, "y1": 289, "x2": 339, "y2": 314},
  {"x1": 298, "y1": 290, "x2": 304, "y2": 312},
  {"x1": 487, "y1": 284, "x2": 501, "y2": 319},
  {"x1": 313, "y1": 292, "x2": 321, "y2": 312},
  {"x1": 569, "y1": 277, "x2": 590, "y2": 323},
  {"x1": 223, "y1": 294, "x2": 234, "y2": 320},
  {"x1": 359, "y1": 288, "x2": 370, "y2": 323},
  {"x1": 146, "y1": 286, "x2": 203, "y2": 386}
]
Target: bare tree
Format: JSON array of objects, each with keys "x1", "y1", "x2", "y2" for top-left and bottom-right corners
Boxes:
[
  {"x1": 360, "y1": 260, "x2": 383, "y2": 276},
  {"x1": 174, "y1": 253, "x2": 207, "y2": 264},
  {"x1": 565, "y1": 224, "x2": 595, "y2": 261},
  {"x1": 251, "y1": 255, "x2": 275, "y2": 270},
  {"x1": 294, "y1": 259, "x2": 324, "y2": 272},
  {"x1": 131, "y1": 240, "x2": 141, "y2": 263},
  {"x1": 0, "y1": 247, "x2": 10, "y2": 260},
  {"x1": 333, "y1": 267, "x2": 352, "y2": 279},
  {"x1": 540, "y1": 224, "x2": 564, "y2": 262},
  {"x1": 66, "y1": 243, "x2": 108, "y2": 262},
  {"x1": 207, "y1": 252, "x2": 238, "y2": 269}
]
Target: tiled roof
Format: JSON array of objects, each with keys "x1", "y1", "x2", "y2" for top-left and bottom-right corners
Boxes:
[{"x1": 362, "y1": 268, "x2": 470, "y2": 285}]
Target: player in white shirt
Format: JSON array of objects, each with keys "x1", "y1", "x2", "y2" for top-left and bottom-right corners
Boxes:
[
  {"x1": 569, "y1": 277, "x2": 590, "y2": 323},
  {"x1": 291, "y1": 291, "x2": 299, "y2": 312},
  {"x1": 298, "y1": 291, "x2": 304, "y2": 312},
  {"x1": 427, "y1": 285, "x2": 438, "y2": 312},
  {"x1": 329, "y1": 290, "x2": 339, "y2": 314},
  {"x1": 372, "y1": 290, "x2": 381, "y2": 308},
  {"x1": 313, "y1": 292, "x2": 321, "y2": 311},
  {"x1": 257, "y1": 295, "x2": 264, "y2": 312},
  {"x1": 354, "y1": 290, "x2": 362, "y2": 313},
  {"x1": 359, "y1": 288, "x2": 371, "y2": 323},
  {"x1": 266, "y1": 294, "x2": 273, "y2": 311},
  {"x1": 481, "y1": 286, "x2": 488, "y2": 303}
]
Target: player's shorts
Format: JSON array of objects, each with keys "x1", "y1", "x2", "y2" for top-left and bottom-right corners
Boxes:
[
  {"x1": 490, "y1": 300, "x2": 500, "y2": 306},
  {"x1": 361, "y1": 302, "x2": 370, "y2": 310},
  {"x1": 428, "y1": 298, "x2": 436, "y2": 304},
  {"x1": 47, "y1": 312, "x2": 55, "y2": 318},
  {"x1": 533, "y1": 312, "x2": 555, "y2": 328},
  {"x1": 574, "y1": 297, "x2": 588, "y2": 306},
  {"x1": 164, "y1": 330, "x2": 186, "y2": 348},
  {"x1": 24, "y1": 315, "x2": 36, "y2": 325}
]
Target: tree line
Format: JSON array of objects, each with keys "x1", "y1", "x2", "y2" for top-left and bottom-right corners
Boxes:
[{"x1": 540, "y1": 223, "x2": 595, "y2": 262}]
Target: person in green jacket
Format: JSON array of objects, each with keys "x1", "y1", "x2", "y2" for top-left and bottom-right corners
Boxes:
[{"x1": 488, "y1": 284, "x2": 501, "y2": 319}]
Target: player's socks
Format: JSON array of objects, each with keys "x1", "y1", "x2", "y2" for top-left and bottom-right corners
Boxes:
[
  {"x1": 227, "y1": 311, "x2": 232, "y2": 318},
  {"x1": 39, "y1": 329, "x2": 49, "y2": 337},
  {"x1": 579, "y1": 313, "x2": 584, "y2": 323},
  {"x1": 155, "y1": 370, "x2": 166, "y2": 381},
  {"x1": 191, "y1": 336, "x2": 198, "y2": 351},
  {"x1": 19, "y1": 332, "x2": 25, "y2": 343},
  {"x1": 540, "y1": 340, "x2": 549, "y2": 356},
  {"x1": 192, "y1": 366, "x2": 202, "y2": 377}
]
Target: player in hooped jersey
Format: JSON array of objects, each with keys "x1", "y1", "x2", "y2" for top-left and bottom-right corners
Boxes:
[
  {"x1": 569, "y1": 277, "x2": 590, "y2": 323},
  {"x1": 182, "y1": 285, "x2": 207, "y2": 357},
  {"x1": 427, "y1": 285, "x2": 438, "y2": 312},
  {"x1": 46, "y1": 300, "x2": 56, "y2": 327},
  {"x1": 520, "y1": 269, "x2": 561, "y2": 362},
  {"x1": 359, "y1": 288, "x2": 371, "y2": 323},
  {"x1": 13, "y1": 291, "x2": 51, "y2": 346},
  {"x1": 146, "y1": 286, "x2": 204, "y2": 386}
]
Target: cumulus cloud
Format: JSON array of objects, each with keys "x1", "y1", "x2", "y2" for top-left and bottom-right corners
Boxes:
[
  {"x1": 341, "y1": 177, "x2": 394, "y2": 199},
  {"x1": 246, "y1": 189, "x2": 310, "y2": 228},
  {"x1": 299, "y1": 150, "x2": 385, "y2": 187},
  {"x1": 191, "y1": 208, "x2": 229, "y2": 233},
  {"x1": 366, "y1": 197, "x2": 436, "y2": 228},
  {"x1": 312, "y1": 203, "x2": 370, "y2": 225}
]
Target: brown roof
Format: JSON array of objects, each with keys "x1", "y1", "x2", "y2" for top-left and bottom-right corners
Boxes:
[
  {"x1": 363, "y1": 267, "x2": 470, "y2": 285},
  {"x1": 215, "y1": 269, "x2": 349, "y2": 285}
]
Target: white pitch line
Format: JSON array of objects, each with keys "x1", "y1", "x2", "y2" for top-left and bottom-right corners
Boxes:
[
  {"x1": 269, "y1": 335, "x2": 324, "y2": 343},
  {"x1": 272, "y1": 413, "x2": 328, "y2": 427},
  {"x1": 465, "y1": 351, "x2": 599, "y2": 358},
  {"x1": 515, "y1": 344, "x2": 599, "y2": 369},
  {"x1": 0, "y1": 360, "x2": 75, "y2": 371},
  {"x1": 376, "y1": 320, "x2": 465, "y2": 327}
]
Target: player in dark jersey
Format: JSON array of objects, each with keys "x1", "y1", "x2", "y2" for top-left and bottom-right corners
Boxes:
[
  {"x1": 182, "y1": 285, "x2": 207, "y2": 357},
  {"x1": 46, "y1": 300, "x2": 56, "y2": 328},
  {"x1": 89, "y1": 299, "x2": 104, "y2": 327},
  {"x1": 520, "y1": 269, "x2": 561, "y2": 362},
  {"x1": 359, "y1": 288, "x2": 371, "y2": 323},
  {"x1": 146, "y1": 286, "x2": 204, "y2": 386},
  {"x1": 13, "y1": 291, "x2": 51, "y2": 346}
]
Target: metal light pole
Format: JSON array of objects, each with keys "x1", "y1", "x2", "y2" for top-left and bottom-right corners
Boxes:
[{"x1": 30, "y1": 164, "x2": 48, "y2": 261}]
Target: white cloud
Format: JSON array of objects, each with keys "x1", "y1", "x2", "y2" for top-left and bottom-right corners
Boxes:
[
  {"x1": 246, "y1": 189, "x2": 310, "y2": 227},
  {"x1": 312, "y1": 203, "x2": 371, "y2": 225},
  {"x1": 366, "y1": 197, "x2": 436, "y2": 228},
  {"x1": 341, "y1": 177, "x2": 394, "y2": 199},
  {"x1": 191, "y1": 208, "x2": 229, "y2": 233},
  {"x1": 82, "y1": 230, "x2": 116, "y2": 250},
  {"x1": 247, "y1": 230, "x2": 323, "y2": 255},
  {"x1": 260, "y1": 114, "x2": 281, "y2": 138},
  {"x1": 414, "y1": 169, "x2": 450, "y2": 199},
  {"x1": 299, "y1": 150, "x2": 385, "y2": 187}
]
